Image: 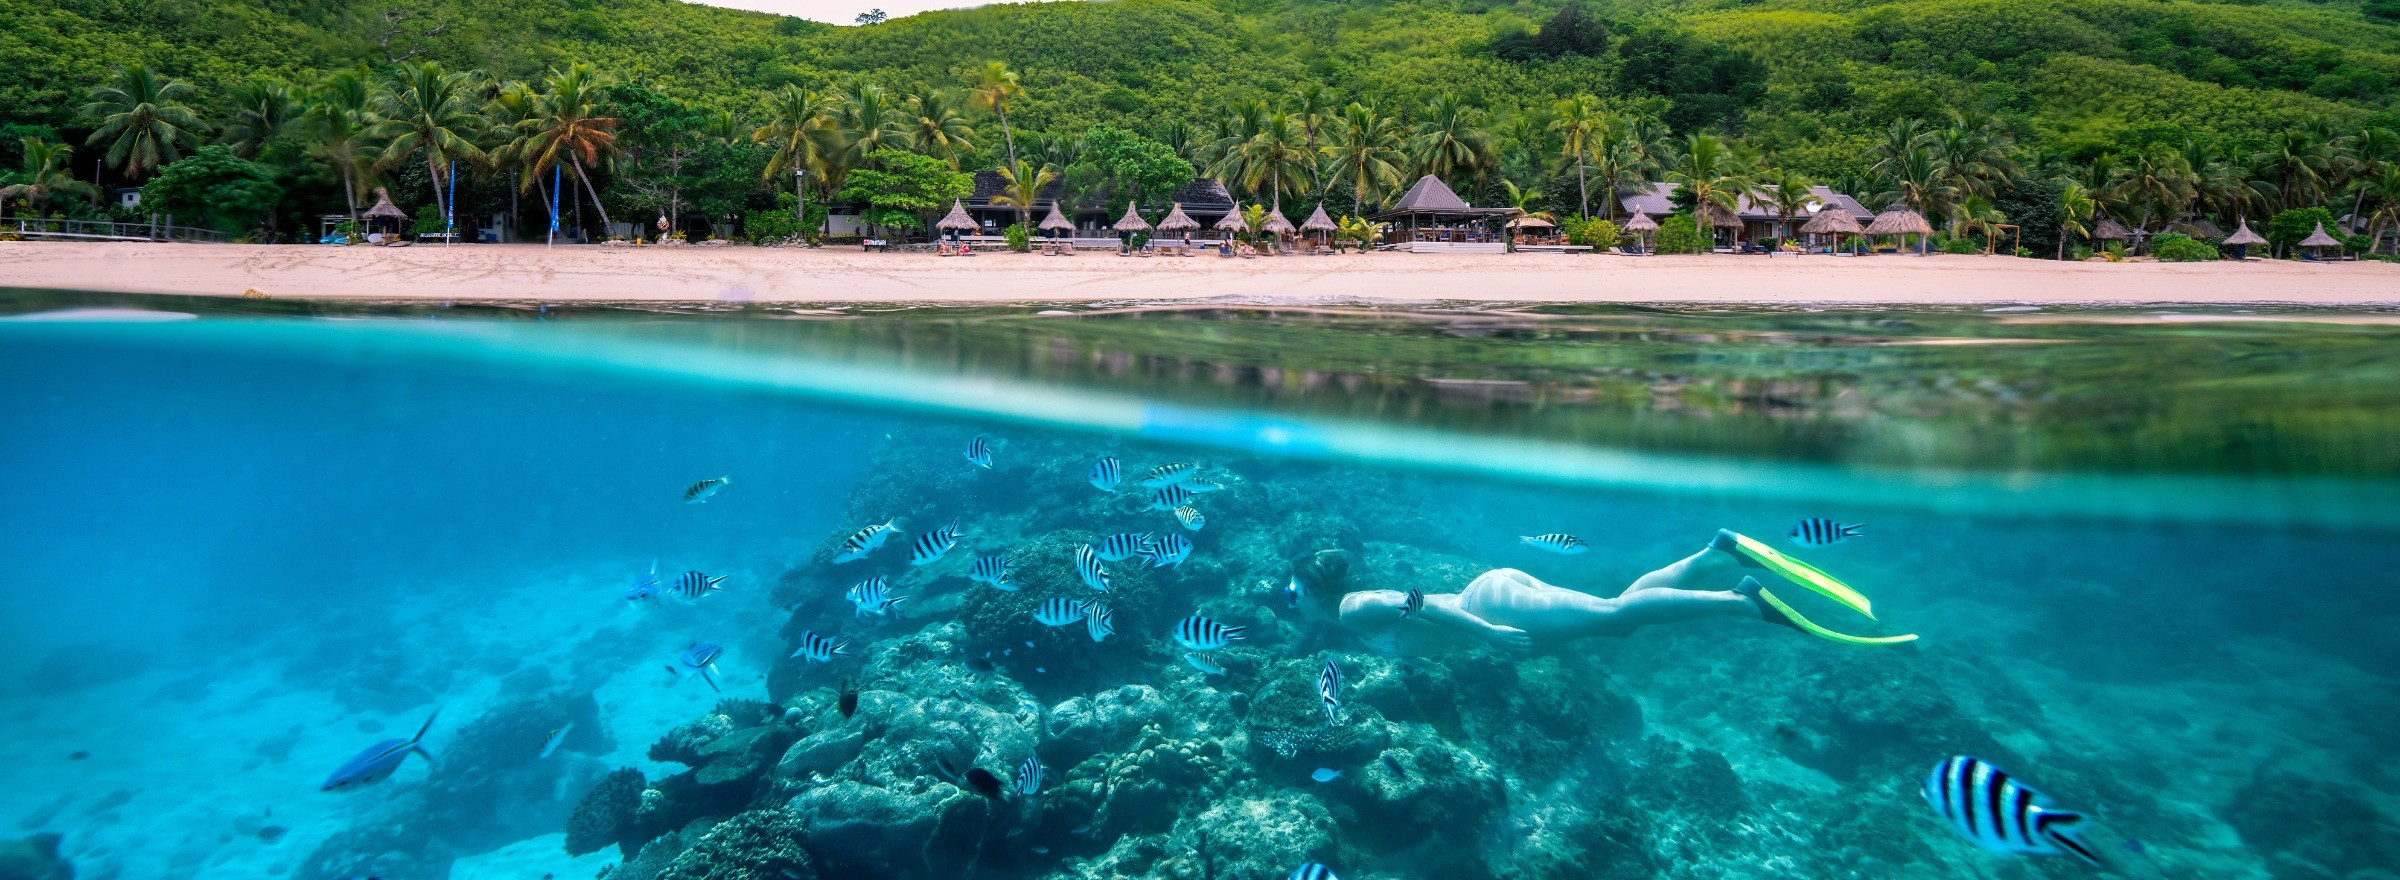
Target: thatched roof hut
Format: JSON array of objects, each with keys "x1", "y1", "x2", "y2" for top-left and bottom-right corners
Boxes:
[
  {"x1": 1301, "y1": 204, "x2": 1337, "y2": 232},
  {"x1": 1505, "y1": 214, "x2": 1556, "y2": 230},
  {"x1": 363, "y1": 187, "x2": 408, "y2": 221},
  {"x1": 1112, "y1": 204, "x2": 1150, "y2": 232},
  {"x1": 2089, "y1": 216, "x2": 2133, "y2": 241},
  {"x1": 1865, "y1": 203, "x2": 1933, "y2": 237},
  {"x1": 1261, "y1": 206, "x2": 1295, "y2": 235},
  {"x1": 2221, "y1": 220, "x2": 2266, "y2": 246},
  {"x1": 1800, "y1": 208, "x2": 1863, "y2": 236},
  {"x1": 1156, "y1": 203, "x2": 1200, "y2": 232},
  {"x1": 1621, "y1": 211, "x2": 1659, "y2": 233},
  {"x1": 1214, "y1": 203, "x2": 1249, "y2": 232},
  {"x1": 2300, "y1": 221, "x2": 2343, "y2": 248},
  {"x1": 1039, "y1": 204, "x2": 1075, "y2": 233},
  {"x1": 935, "y1": 200, "x2": 978, "y2": 231},
  {"x1": 1699, "y1": 204, "x2": 1742, "y2": 229},
  {"x1": 2166, "y1": 217, "x2": 2224, "y2": 240}
]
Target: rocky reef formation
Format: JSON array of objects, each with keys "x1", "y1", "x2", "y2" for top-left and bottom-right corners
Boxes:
[{"x1": 0, "y1": 834, "x2": 72, "y2": 880}]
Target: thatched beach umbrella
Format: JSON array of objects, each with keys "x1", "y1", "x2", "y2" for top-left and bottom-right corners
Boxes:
[
  {"x1": 2089, "y1": 216, "x2": 2132, "y2": 242},
  {"x1": 1302, "y1": 203, "x2": 1337, "y2": 249},
  {"x1": 1504, "y1": 215, "x2": 1555, "y2": 230},
  {"x1": 1262, "y1": 206, "x2": 1295, "y2": 237},
  {"x1": 2221, "y1": 219, "x2": 2266, "y2": 260},
  {"x1": 362, "y1": 186, "x2": 408, "y2": 235},
  {"x1": 1800, "y1": 206, "x2": 1863, "y2": 252},
  {"x1": 935, "y1": 199, "x2": 977, "y2": 241},
  {"x1": 1866, "y1": 203, "x2": 1934, "y2": 254},
  {"x1": 1111, "y1": 203, "x2": 1149, "y2": 247},
  {"x1": 1622, "y1": 211, "x2": 1658, "y2": 251},
  {"x1": 2300, "y1": 221, "x2": 2343, "y2": 259},
  {"x1": 1039, "y1": 203, "x2": 1075, "y2": 239},
  {"x1": 1156, "y1": 203, "x2": 1200, "y2": 233},
  {"x1": 1214, "y1": 202, "x2": 1249, "y2": 240}
]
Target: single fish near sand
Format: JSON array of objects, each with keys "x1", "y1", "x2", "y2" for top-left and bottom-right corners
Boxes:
[
  {"x1": 791, "y1": 630, "x2": 848, "y2": 663},
  {"x1": 1088, "y1": 457, "x2": 1122, "y2": 491},
  {"x1": 1520, "y1": 533, "x2": 1590, "y2": 555},
  {"x1": 1923, "y1": 756, "x2": 2102, "y2": 867},
  {"x1": 321, "y1": 709, "x2": 438, "y2": 790},
  {"x1": 683, "y1": 476, "x2": 730, "y2": 503},
  {"x1": 833, "y1": 518, "x2": 900, "y2": 563},
  {"x1": 965, "y1": 435, "x2": 995, "y2": 469},
  {"x1": 1172, "y1": 615, "x2": 1244, "y2": 652},
  {"x1": 540, "y1": 723, "x2": 573, "y2": 758},
  {"x1": 1790, "y1": 518, "x2": 1865, "y2": 547}
]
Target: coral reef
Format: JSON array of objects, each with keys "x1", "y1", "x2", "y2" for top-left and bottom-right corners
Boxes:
[
  {"x1": 0, "y1": 834, "x2": 72, "y2": 880},
  {"x1": 654, "y1": 808, "x2": 816, "y2": 880},
  {"x1": 2224, "y1": 773, "x2": 2400, "y2": 880},
  {"x1": 564, "y1": 768, "x2": 646, "y2": 857}
]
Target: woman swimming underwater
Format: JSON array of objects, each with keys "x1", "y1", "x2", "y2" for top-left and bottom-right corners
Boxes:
[{"x1": 1291, "y1": 529, "x2": 1915, "y2": 655}]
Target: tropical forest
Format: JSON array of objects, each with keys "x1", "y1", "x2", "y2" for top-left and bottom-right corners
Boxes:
[{"x1": 5, "y1": 0, "x2": 2400, "y2": 258}]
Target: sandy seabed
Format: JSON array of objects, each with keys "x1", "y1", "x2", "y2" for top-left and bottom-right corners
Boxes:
[{"x1": 3, "y1": 241, "x2": 2397, "y2": 305}]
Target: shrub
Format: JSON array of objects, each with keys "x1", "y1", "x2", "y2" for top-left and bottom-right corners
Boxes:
[
  {"x1": 138, "y1": 147, "x2": 281, "y2": 235},
  {"x1": 409, "y1": 208, "x2": 446, "y2": 235},
  {"x1": 2150, "y1": 232, "x2": 2218, "y2": 262},
  {"x1": 1655, "y1": 214, "x2": 1708, "y2": 254},
  {"x1": 2267, "y1": 206, "x2": 2338, "y2": 256},
  {"x1": 1938, "y1": 236, "x2": 1978, "y2": 254},
  {"x1": 2368, "y1": 0, "x2": 2400, "y2": 22},
  {"x1": 1003, "y1": 222, "x2": 1031, "y2": 252},
  {"x1": 1569, "y1": 218, "x2": 1621, "y2": 250}
]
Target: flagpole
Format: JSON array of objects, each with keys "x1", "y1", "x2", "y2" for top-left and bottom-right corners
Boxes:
[
  {"x1": 547, "y1": 164, "x2": 562, "y2": 248},
  {"x1": 445, "y1": 159, "x2": 457, "y2": 247}
]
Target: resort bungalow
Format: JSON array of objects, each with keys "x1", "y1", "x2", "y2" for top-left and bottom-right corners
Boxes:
[
  {"x1": 1617, "y1": 183, "x2": 1875, "y2": 250},
  {"x1": 960, "y1": 171, "x2": 1236, "y2": 239},
  {"x1": 1371, "y1": 174, "x2": 1515, "y2": 253}
]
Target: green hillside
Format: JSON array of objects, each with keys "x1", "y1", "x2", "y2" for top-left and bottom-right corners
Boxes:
[{"x1": 5, "y1": 0, "x2": 2398, "y2": 252}]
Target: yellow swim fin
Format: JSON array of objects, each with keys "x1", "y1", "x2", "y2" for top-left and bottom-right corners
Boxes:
[
  {"x1": 1714, "y1": 529, "x2": 1876, "y2": 619},
  {"x1": 1754, "y1": 586, "x2": 1918, "y2": 646}
]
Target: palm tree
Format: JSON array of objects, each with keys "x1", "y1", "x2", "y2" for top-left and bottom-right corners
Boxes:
[
  {"x1": 754, "y1": 84, "x2": 838, "y2": 202},
  {"x1": 1324, "y1": 103, "x2": 1405, "y2": 216},
  {"x1": 221, "y1": 77, "x2": 302, "y2": 159},
  {"x1": 1234, "y1": 113, "x2": 1311, "y2": 210},
  {"x1": 969, "y1": 61, "x2": 1024, "y2": 168},
  {"x1": 2362, "y1": 166, "x2": 2400, "y2": 254},
  {"x1": 1413, "y1": 94, "x2": 1495, "y2": 189},
  {"x1": 1550, "y1": 94, "x2": 1605, "y2": 220},
  {"x1": 1953, "y1": 195, "x2": 2007, "y2": 253},
  {"x1": 1499, "y1": 179, "x2": 1548, "y2": 248},
  {"x1": 1876, "y1": 144, "x2": 1953, "y2": 223},
  {"x1": 2111, "y1": 144, "x2": 2197, "y2": 246},
  {"x1": 483, "y1": 78, "x2": 547, "y2": 235},
  {"x1": 1288, "y1": 84, "x2": 1337, "y2": 195},
  {"x1": 1930, "y1": 111, "x2": 2020, "y2": 211},
  {"x1": 2249, "y1": 129, "x2": 2331, "y2": 212},
  {"x1": 834, "y1": 78, "x2": 906, "y2": 170},
  {"x1": 306, "y1": 68, "x2": 379, "y2": 222},
  {"x1": 514, "y1": 62, "x2": 617, "y2": 234},
  {"x1": 2339, "y1": 126, "x2": 2398, "y2": 234},
  {"x1": 1, "y1": 138, "x2": 99, "y2": 218},
  {"x1": 1155, "y1": 118, "x2": 1196, "y2": 162},
  {"x1": 2054, "y1": 180, "x2": 2095, "y2": 261},
  {"x1": 370, "y1": 61, "x2": 488, "y2": 221},
  {"x1": 1590, "y1": 135, "x2": 1649, "y2": 222},
  {"x1": 902, "y1": 89, "x2": 975, "y2": 168},
  {"x1": 1762, "y1": 169, "x2": 1815, "y2": 240},
  {"x1": 988, "y1": 158, "x2": 1056, "y2": 229},
  {"x1": 1665, "y1": 133, "x2": 1750, "y2": 246},
  {"x1": 1205, "y1": 98, "x2": 1271, "y2": 187},
  {"x1": 80, "y1": 64, "x2": 208, "y2": 180}
]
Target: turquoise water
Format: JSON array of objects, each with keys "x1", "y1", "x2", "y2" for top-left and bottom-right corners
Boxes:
[{"x1": 2, "y1": 295, "x2": 2397, "y2": 880}]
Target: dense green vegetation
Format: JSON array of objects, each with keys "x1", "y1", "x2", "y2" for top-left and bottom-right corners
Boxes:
[{"x1": 3, "y1": 0, "x2": 2398, "y2": 254}]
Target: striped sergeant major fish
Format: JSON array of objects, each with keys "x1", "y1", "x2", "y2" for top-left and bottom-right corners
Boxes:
[
  {"x1": 789, "y1": 630, "x2": 849, "y2": 663},
  {"x1": 540, "y1": 723, "x2": 573, "y2": 759},
  {"x1": 1790, "y1": 518, "x2": 1865, "y2": 547},
  {"x1": 1317, "y1": 660, "x2": 1342, "y2": 725},
  {"x1": 1923, "y1": 756, "x2": 2102, "y2": 867},
  {"x1": 676, "y1": 643, "x2": 724, "y2": 692},
  {"x1": 670, "y1": 570, "x2": 726, "y2": 599},
  {"x1": 846, "y1": 575, "x2": 907, "y2": 616},
  {"x1": 1085, "y1": 604, "x2": 1116, "y2": 642},
  {"x1": 1183, "y1": 652, "x2": 1225, "y2": 676},
  {"x1": 1088, "y1": 457, "x2": 1122, "y2": 491},
  {"x1": 1033, "y1": 597, "x2": 1089, "y2": 626},
  {"x1": 1174, "y1": 506, "x2": 1205, "y2": 531},
  {"x1": 1015, "y1": 756, "x2": 1045, "y2": 796},
  {"x1": 1289, "y1": 862, "x2": 1340, "y2": 880},
  {"x1": 1171, "y1": 615, "x2": 1245, "y2": 652},
  {"x1": 1146, "y1": 533, "x2": 1193, "y2": 569},
  {"x1": 1075, "y1": 544, "x2": 1112, "y2": 592},
  {"x1": 1139, "y1": 462, "x2": 1197, "y2": 487},
  {"x1": 1150, "y1": 484, "x2": 1197, "y2": 511},
  {"x1": 965, "y1": 435, "x2": 995, "y2": 469},
  {"x1": 1398, "y1": 587, "x2": 1424, "y2": 619},
  {"x1": 1520, "y1": 533, "x2": 1590, "y2": 555},
  {"x1": 833, "y1": 518, "x2": 900, "y2": 563},
  {"x1": 969, "y1": 554, "x2": 1016, "y2": 590},
  {"x1": 1184, "y1": 480, "x2": 1226, "y2": 494},
  {"x1": 1096, "y1": 533, "x2": 1154, "y2": 562},
  {"x1": 910, "y1": 521, "x2": 967, "y2": 566},
  {"x1": 321, "y1": 709, "x2": 439, "y2": 790},
  {"x1": 683, "y1": 476, "x2": 730, "y2": 503}
]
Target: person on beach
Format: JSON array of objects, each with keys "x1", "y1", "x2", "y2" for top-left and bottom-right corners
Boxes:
[{"x1": 1285, "y1": 530, "x2": 1912, "y2": 656}]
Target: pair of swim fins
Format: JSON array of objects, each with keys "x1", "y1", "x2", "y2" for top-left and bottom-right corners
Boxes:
[{"x1": 1714, "y1": 529, "x2": 1918, "y2": 646}]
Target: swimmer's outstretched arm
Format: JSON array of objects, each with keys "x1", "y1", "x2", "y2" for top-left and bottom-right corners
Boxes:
[{"x1": 1420, "y1": 595, "x2": 1533, "y2": 652}]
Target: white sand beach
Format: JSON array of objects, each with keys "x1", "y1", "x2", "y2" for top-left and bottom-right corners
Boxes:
[{"x1": 4, "y1": 241, "x2": 2396, "y2": 305}]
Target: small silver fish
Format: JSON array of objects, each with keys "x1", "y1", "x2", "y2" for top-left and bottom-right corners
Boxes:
[
  {"x1": 540, "y1": 723, "x2": 573, "y2": 758},
  {"x1": 322, "y1": 709, "x2": 438, "y2": 790},
  {"x1": 683, "y1": 476, "x2": 730, "y2": 503},
  {"x1": 1311, "y1": 767, "x2": 1341, "y2": 782},
  {"x1": 1184, "y1": 480, "x2": 1226, "y2": 494},
  {"x1": 1183, "y1": 652, "x2": 1225, "y2": 675}
]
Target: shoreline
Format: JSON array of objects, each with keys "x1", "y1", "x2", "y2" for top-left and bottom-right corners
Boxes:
[{"x1": 4, "y1": 241, "x2": 2397, "y2": 306}]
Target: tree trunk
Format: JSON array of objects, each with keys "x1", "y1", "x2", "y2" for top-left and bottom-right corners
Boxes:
[
  {"x1": 1576, "y1": 159, "x2": 1589, "y2": 221},
  {"x1": 342, "y1": 165, "x2": 359, "y2": 222},
  {"x1": 427, "y1": 152, "x2": 447, "y2": 220},
  {"x1": 997, "y1": 104, "x2": 1017, "y2": 169},
  {"x1": 2057, "y1": 223, "x2": 2067, "y2": 261},
  {"x1": 572, "y1": 155, "x2": 612, "y2": 234}
]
